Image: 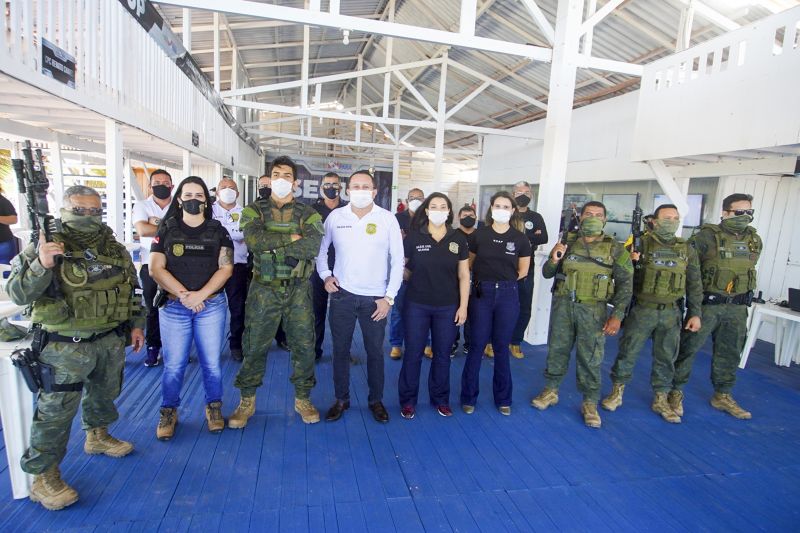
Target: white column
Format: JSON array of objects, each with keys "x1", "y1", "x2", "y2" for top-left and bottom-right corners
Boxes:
[
  {"x1": 528, "y1": 0, "x2": 585, "y2": 346},
  {"x1": 355, "y1": 55, "x2": 363, "y2": 144},
  {"x1": 433, "y1": 53, "x2": 448, "y2": 192},
  {"x1": 382, "y1": 0, "x2": 395, "y2": 118},
  {"x1": 213, "y1": 12, "x2": 220, "y2": 93},
  {"x1": 105, "y1": 119, "x2": 124, "y2": 236},
  {"x1": 183, "y1": 149, "x2": 192, "y2": 177},
  {"x1": 50, "y1": 133, "x2": 65, "y2": 210},
  {"x1": 123, "y1": 154, "x2": 134, "y2": 243},
  {"x1": 391, "y1": 98, "x2": 401, "y2": 212},
  {"x1": 214, "y1": 162, "x2": 223, "y2": 183},
  {"x1": 182, "y1": 8, "x2": 192, "y2": 52}
]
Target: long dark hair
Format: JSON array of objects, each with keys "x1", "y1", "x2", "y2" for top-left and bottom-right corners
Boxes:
[
  {"x1": 411, "y1": 192, "x2": 454, "y2": 230},
  {"x1": 161, "y1": 176, "x2": 213, "y2": 226},
  {"x1": 484, "y1": 191, "x2": 522, "y2": 231}
]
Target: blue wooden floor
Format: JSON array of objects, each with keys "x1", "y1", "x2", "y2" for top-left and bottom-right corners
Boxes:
[{"x1": 1, "y1": 323, "x2": 799, "y2": 532}]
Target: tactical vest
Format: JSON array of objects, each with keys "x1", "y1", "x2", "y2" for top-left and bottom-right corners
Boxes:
[
  {"x1": 253, "y1": 199, "x2": 315, "y2": 284},
  {"x1": 30, "y1": 235, "x2": 136, "y2": 336},
  {"x1": 699, "y1": 224, "x2": 761, "y2": 295},
  {"x1": 634, "y1": 233, "x2": 689, "y2": 304},
  {"x1": 162, "y1": 218, "x2": 223, "y2": 292},
  {"x1": 554, "y1": 234, "x2": 615, "y2": 303}
]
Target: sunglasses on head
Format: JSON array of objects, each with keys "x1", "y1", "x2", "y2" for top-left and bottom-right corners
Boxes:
[
  {"x1": 69, "y1": 207, "x2": 103, "y2": 216},
  {"x1": 727, "y1": 209, "x2": 754, "y2": 216}
]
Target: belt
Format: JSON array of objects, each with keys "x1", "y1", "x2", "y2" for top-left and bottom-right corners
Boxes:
[
  {"x1": 47, "y1": 325, "x2": 124, "y2": 344},
  {"x1": 702, "y1": 292, "x2": 749, "y2": 306},
  {"x1": 635, "y1": 300, "x2": 681, "y2": 310},
  {"x1": 167, "y1": 291, "x2": 221, "y2": 301},
  {"x1": 478, "y1": 280, "x2": 518, "y2": 289},
  {"x1": 259, "y1": 278, "x2": 301, "y2": 288}
]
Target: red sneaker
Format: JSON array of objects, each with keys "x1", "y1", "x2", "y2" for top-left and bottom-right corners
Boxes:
[
  {"x1": 436, "y1": 405, "x2": 453, "y2": 417},
  {"x1": 401, "y1": 405, "x2": 415, "y2": 419}
]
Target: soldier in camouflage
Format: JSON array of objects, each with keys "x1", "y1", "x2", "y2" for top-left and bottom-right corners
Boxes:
[
  {"x1": 228, "y1": 156, "x2": 324, "y2": 426},
  {"x1": 601, "y1": 204, "x2": 703, "y2": 423},
  {"x1": 670, "y1": 193, "x2": 762, "y2": 419},
  {"x1": 6, "y1": 186, "x2": 144, "y2": 511},
  {"x1": 531, "y1": 201, "x2": 633, "y2": 428}
]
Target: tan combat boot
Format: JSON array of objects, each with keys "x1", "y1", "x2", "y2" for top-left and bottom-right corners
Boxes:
[
  {"x1": 205, "y1": 401, "x2": 225, "y2": 433},
  {"x1": 710, "y1": 392, "x2": 752, "y2": 419},
  {"x1": 484, "y1": 344, "x2": 494, "y2": 358},
  {"x1": 531, "y1": 388, "x2": 559, "y2": 410},
  {"x1": 601, "y1": 383, "x2": 625, "y2": 411},
  {"x1": 228, "y1": 395, "x2": 256, "y2": 429},
  {"x1": 157, "y1": 408, "x2": 178, "y2": 441},
  {"x1": 295, "y1": 398, "x2": 321, "y2": 424},
  {"x1": 29, "y1": 465, "x2": 79, "y2": 511},
  {"x1": 510, "y1": 344, "x2": 524, "y2": 359},
  {"x1": 668, "y1": 390, "x2": 684, "y2": 417},
  {"x1": 652, "y1": 392, "x2": 681, "y2": 423},
  {"x1": 84, "y1": 427, "x2": 134, "y2": 457},
  {"x1": 581, "y1": 401, "x2": 602, "y2": 428}
]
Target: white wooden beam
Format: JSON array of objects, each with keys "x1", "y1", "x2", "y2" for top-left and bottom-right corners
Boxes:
[
  {"x1": 356, "y1": 55, "x2": 364, "y2": 144},
  {"x1": 460, "y1": 0, "x2": 478, "y2": 37},
  {"x1": 578, "y1": 0, "x2": 625, "y2": 36},
  {"x1": 182, "y1": 8, "x2": 192, "y2": 51},
  {"x1": 447, "y1": 59, "x2": 548, "y2": 110},
  {"x1": 582, "y1": 0, "x2": 597, "y2": 55},
  {"x1": 254, "y1": 130, "x2": 481, "y2": 155},
  {"x1": 105, "y1": 119, "x2": 124, "y2": 236},
  {"x1": 393, "y1": 70, "x2": 437, "y2": 117},
  {"x1": 672, "y1": 0, "x2": 739, "y2": 31},
  {"x1": 648, "y1": 160, "x2": 690, "y2": 221},
  {"x1": 213, "y1": 12, "x2": 220, "y2": 93},
  {"x1": 676, "y1": 0, "x2": 696, "y2": 51},
  {"x1": 519, "y1": 0, "x2": 555, "y2": 44},
  {"x1": 574, "y1": 54, "x2": 643, "y2": 76},
  {"x1": 50, "y1": 133, "x2": 64, "y2": 210},
  {"x1": 433, "y1": 54, "x2": 448, "y2": 192},
  {"x1": 445, "y1": 81, "x2": 491, "y2": 119},
  {"x1": 383, "y1": 0, "x2": 396, "y2": 119},
  {"x1": 158, "y1": 0, "x2": 553, "y2": 60}
]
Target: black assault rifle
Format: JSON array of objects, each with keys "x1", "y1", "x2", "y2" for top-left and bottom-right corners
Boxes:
[{"x1": 631, "y1": 192, "x2": 643, "y2": 254}]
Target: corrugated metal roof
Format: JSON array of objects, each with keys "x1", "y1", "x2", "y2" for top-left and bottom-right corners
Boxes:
[{"x1": 155, "y1": 0, "x2": 800, "y2": 153}]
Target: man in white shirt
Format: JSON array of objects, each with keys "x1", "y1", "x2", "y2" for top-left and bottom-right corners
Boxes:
[
  {"x1": 132, "y1": 169, "x2": 173, "y2": 367},
  {"x1": 317, "y1": 170, "x2": 404, "y2": 423},
  {"x1": 212, "y1": 177, "x2": 248, "y2": 362}
]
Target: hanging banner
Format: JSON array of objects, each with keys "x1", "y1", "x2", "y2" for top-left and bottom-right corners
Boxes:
[{"x1": 117, "y1": 0, "x2": 259, "y2": 153}]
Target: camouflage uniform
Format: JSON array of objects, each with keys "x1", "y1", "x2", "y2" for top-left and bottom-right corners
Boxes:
[
  {"x1": 610, "y1": 233, "x2": 703, "y2": 392},
  {"x1": 673, "y1": 223, "x2": 762, "y2": 393},
  {"x1": 233, "y1": 197, "x2": 323, "y2": 399},
  {"x1": 6, "y1": 229, "x2": 143, "y2": 474},
  {"x1": 541, "y1": 233, "x2": 633, "y2": 401}
]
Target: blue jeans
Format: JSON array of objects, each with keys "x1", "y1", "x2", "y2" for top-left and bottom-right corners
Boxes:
[
  {"x1": 0, "y1": 239, "x2": 16, "y2": 278},
  {"x1": 159, "y1": 293, "x2": 227, "y2": 408},
  {"x1": 389, "y1": 282, "x2": 407, "y2": 347},
  {"x1": 460, "y1": 281, "x2": 519, "y2": 407},
  {"x1": 399, "y1": 301, "x2": 458, "y2": 407}
]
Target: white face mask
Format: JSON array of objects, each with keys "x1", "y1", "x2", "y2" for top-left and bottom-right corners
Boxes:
[
  {"x1": 408, "y1": 199, "x2": 423, "y2": 212},
  {"x1": 492, "y1": 208, "x2": 512, "y2": 224},
  {"x1": 217, "y1": 188, "x2": 237, "y2": 204},
  {"x1": 428, "y1": 210, "x2": 449, "y2": 227},
  {"x1": 271, "y1": 178, "x2": 293, "y2": 199},
  {"x1": 349, "y1": 190, "x2": 374, "y2": 209}
]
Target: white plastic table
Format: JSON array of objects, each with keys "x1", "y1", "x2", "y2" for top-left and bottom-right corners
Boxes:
[{"x1": 739, "y1": 303, "x2": 800, "y2": 369}]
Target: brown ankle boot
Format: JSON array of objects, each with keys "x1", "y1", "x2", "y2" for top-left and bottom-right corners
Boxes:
[
  {"x1": 84, "y1": 427, "x2": 134, "y2": 457},
  {"x1": 668, "y1": 390, "x2": 684, "y2": 417},
  {"x1": 581, "y1": 401, "x2": 602, "y2": 428},
  {"x1": 156, "y1": 408, "x2": 178, "y2": 441},
  {"x1": 531, "y1": 388, "x2": 559, "y2": 410},
  {"x1": 652, "y1": 392, "x2": 681, "y2": 423},
  {"x1": 29, "y1": 465, "x2": 79, "y2": 511},
  {"x1": 601, "y1": 383, "x2": 625, "y2": 411},
  {"x1": 205, "y1": 401, "x2": 225, "y2": 433},
  {"x1": 228, "y1": 395, "x2": 256, "y2": 429},
  {"x1": 711, "y1": 392, "x2": 752, "y2": 419}
]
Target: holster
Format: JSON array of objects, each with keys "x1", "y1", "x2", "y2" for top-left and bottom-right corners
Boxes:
[
  {"x1": 10, "y1": 326, "x2": 84, "y2": 394},
  {"x1": 153, "y1": 287, "x2": 168, "y2": 309}
]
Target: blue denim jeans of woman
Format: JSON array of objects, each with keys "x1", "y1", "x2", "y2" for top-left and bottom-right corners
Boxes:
[
  {"x1": 460, "y1": 281, "x2": 519, "y2": 408},
  {"x1": 399, "y1": 301, "x2": 458, "y2": 407},
  {"x1": 0, "y1": 239, "x2": 16, "y2": 278},
  {"x1": 159, "y1": 293, "x2": 227, "y2": 407}
]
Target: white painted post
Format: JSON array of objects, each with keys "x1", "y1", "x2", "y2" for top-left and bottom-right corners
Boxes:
[
  {"x1": 355, "y1": 55, "x2": 363, "y2": 143},
  {"x1": 123, "y1": 154, "x2": 134, "y2": 243},
  {"x1": 460, "y1": 0, "x2": 478, "y2": 36},
  {"x1": 183, "y1": 149, "x2": 192, "y2": 177},
  {"x1": 105, "y1": 119, "x2": 124, "y2": 237},
  {"x1": 213, "y1": 13, "x2": 220, "y2": 93},
  {"x1": 383, "y1": 0, "x2": 396, "y2": 119},
  {"x1": 528, "y1": 0, "x2": 585, "y2": 346},
  {"x1": 392, "y1": 98, "x2": 401, "y2": 213},
  {"x1": 433, "y1": 53, "x2": 448, "y2": 193},
  {"x1": 648, "y1": 160, "x2": 690, "y2": 222},
  {"x1": 50, "y1": 133, "x2": 65, "y2": 210},
  {"x1": 182, "y1": 8, "x2": 192, "y2": 51}
]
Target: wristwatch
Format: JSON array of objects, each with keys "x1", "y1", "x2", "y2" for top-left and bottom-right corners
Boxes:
[{"x1": 384, "y1": 296, "x2": 395, "y2": 306}]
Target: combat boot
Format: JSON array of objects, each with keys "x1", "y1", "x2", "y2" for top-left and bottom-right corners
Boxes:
[
  {"x1": 668, "y1": 389, "x2": 684, "y2": 416},
  {"x1": 205, "y1": 401, "x2": 225, "y2": 433},
  {"x1": 601, "y1": 383, "x2": 625, "y2": 411},
  {"x1": 295, "y1": 398, "x2": 321, "y2": 424},
  {"x1": 157, "y1": 408, "x2": 178, "y2": 441},
  {"x1": 228, "y1": 395, "x2": 256, "y2": 429},
  {"x1": 29, "y1": 465, "x2": 79, "y2": 511},
  {"x1": 651, "y1": 392, "x2": 681, "y2": 423},
  {"x1": 581, "y1": 402, "x2": 602, "y2": 428},
  {"x1": 531, "y1": 388, "x2": 559, "y2": 410},
  {"x1": 710, "y1": 392, "x2": 752, "y2": 419},
  {"x1": 84, "y1": 427, "x2": 134, "y2": 457}
]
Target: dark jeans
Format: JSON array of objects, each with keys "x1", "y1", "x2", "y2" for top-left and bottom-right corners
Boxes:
[
  {"x1": 398, "y1": 301, "x2": 458, "y2": 407},
  {"x1": 0, "y1": 239, "x2": 15, "y2": 278},
  {"x1": 329, "y1": 288, "x2": 386, "y2": 404},
  {"x1": 454, "y1": 316, "x2": 472, "y2": 350},
  {"x1": 224, "y1": 263, "x2": 251, "y2": 350},
  {"x1": 139, "y1": 264, "x2": 161, "y2": 349},
  {"x1": 511, "y1": 269, "x2": 535, "y2": 345},
  {"x1": 460, "y1": 281, "x2": 519, "y2": 407},
  {"x1": 389, "y1": 281, "x2": 407, "y2": 347},
  {"x1": 311, "y1": 270, "x2": 328, "y2": 358}
]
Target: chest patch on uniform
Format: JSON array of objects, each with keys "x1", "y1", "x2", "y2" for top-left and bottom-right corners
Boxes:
[
  {"x1": 524, "y1": 221, "x2": 534, "y2": 230},
  {"x1": 231, "y1": 213, "x2": 240, "y2": 222},
  {"x1": 506, "y1": 241, "x2": 516, "y2": 252},
  {"x1": 449, "y1": 242, "x2": 459, "y2": 254},
  {"x1": 366, "y1": 223, "x2": 377, "y2": 235},
  {"x1": 172, "y1": 243, "x2": 185, "y2": 257}
]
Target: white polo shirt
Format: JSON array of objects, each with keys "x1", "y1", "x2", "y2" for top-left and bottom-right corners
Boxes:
[
  {"x1": 132, "y1": 196, "x2": 170, "y2": 264},
  {"x1": 212, "y1": 201, "x2": 248, "y2": 265},
  {"x1": 317, "y1": 203, "x2": 404, "y2": 299}
]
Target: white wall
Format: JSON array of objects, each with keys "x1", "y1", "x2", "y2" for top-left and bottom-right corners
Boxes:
[{"x1": 397, "y1": 160, "x2": 478, "y2": 213}]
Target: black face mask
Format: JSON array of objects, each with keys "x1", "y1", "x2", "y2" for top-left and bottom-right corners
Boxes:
[
  {"x1": 181, "y1": 199, "x2": 204, "y2": 215},
  {"x1": 322, "y1": 187, "x2": 340, "y2": 200},
  {"x1": 259, "y1": 186, "x2": 271, "y2": 199},
  {"x1": 152, "y1": 184, "x2": 171, "y2": 200},
  {"x1": 515, "y1": 194, "x2": 531, "y2": 208},
  {"x1": 460, "y1": 216, "x2": 476, "y2": 228}
]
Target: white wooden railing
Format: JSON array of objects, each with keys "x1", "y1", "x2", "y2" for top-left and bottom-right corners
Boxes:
[
  {"x1": 632, "y1": 6, "x2": 800, "y2": 161},
  {"x1": 1, "y1": 0, "x2": 261, "y2": 174}
]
